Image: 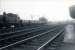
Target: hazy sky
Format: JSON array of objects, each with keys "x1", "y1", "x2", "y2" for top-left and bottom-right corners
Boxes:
[{"x1": 0, "y1": 0, "x2": 75, "y2": 21}]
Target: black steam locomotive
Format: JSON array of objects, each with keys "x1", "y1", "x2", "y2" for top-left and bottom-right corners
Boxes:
[{"x1": 0, "y1": 12, "x2": 21, "y2": 27}]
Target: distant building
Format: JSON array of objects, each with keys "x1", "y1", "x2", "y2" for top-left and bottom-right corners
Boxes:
[{"x1": 39, "y1": 17, "x2": 48, "y2": 23}]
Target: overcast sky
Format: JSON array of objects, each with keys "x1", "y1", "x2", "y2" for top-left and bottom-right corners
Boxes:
[{"x1": 0, "y1": 0, "x2": 75, "y2": 21}]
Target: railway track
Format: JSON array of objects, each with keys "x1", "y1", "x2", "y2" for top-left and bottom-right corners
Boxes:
[
  {"x1": 0, "y1": 24, "x2": 48, "y2": 36},
  {"x1": 0, "y1": 24, "x2": 58, "y2": 50},
  {"x1": 0, "y1": 24, "x2": 65, "y2": 50},
  {"x1": 0, "y1": 24, "x2": 56, "y2": 40},
  {"x1": 0, "y1": 25, "x2": 52, "y2": 41},
  {"x1": 37, "y1": 29, "x2": 64, "y2": 50},
  {"x1": 0, "y1": 24, "x2": 45, "y2": 33}
]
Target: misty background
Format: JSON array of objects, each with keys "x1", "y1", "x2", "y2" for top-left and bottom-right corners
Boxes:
[{"x1": 0, "y1": 0, "x2": 75, "y2": 21}]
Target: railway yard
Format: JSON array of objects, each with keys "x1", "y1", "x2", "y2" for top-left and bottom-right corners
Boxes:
[
  {"x1": 0, "y1": 12, "x2": 75, "y2": 50},
  {"x1": 1, "y1": 0, "x2": 75, "y2": 50},
  {"x1": 0, "y1": 22, "x2": 73, "y2": 50}
]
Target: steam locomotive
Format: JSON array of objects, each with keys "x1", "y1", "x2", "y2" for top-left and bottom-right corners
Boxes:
[{"x1": 0, "y1": 12, "x2": 21, "y2": 27}]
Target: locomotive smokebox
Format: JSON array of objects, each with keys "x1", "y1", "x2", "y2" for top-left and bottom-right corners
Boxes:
[{"x1": 69, "y1": 5, "x2": 75, "y2": 19}]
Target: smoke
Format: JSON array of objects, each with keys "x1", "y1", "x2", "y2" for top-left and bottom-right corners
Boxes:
[{"x1": 64, "y1": 24, "x2": 75, "y2": 43}]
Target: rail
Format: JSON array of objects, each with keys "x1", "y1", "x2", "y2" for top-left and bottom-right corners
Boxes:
[{"x1": 36, "y1": 29, "x2": 64, "y2": 50}]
